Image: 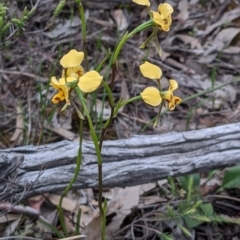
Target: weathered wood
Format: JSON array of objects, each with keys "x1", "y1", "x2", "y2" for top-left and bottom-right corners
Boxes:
[{"x1": 1, "y1": 122, "x2": 240, "y2": 201}]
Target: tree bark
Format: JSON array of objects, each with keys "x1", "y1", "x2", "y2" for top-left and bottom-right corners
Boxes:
[{"x1": 1, "y1": 122, "x2": 240, "y2": 201}]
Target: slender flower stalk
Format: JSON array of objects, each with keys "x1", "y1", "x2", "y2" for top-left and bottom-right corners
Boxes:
[
  {"x1": 78, "y1": 2, "x2": 89, "y2": 71},
  {"x1": 111, "y1": 20, "x2": 153, "y2": 65},
  {"x1": 57, "y1": 109, "x2": 84, "y2": 237}
]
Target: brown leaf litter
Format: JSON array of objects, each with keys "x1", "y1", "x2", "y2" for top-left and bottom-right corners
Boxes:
[{"x1": 0, "y1": 0, "x2": 240, "y2": 239}]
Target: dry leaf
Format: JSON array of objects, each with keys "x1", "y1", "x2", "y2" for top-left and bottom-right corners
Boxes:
[
  {"x1": 82, "y1": 211, "x2": 102, "y2": 240},
  {"x1": 10, "y1": 106, "x2": 24, "y2": 145},
  {"x1": 64, "y1": 208, "x2": 94, "y2": 233},
  {"x1": 140, "y1": 196, "x2": 166, "y2": 205},
  {"x1": 200, "y1": 178, "x2": 221, "y2": 195},
  {"x1": 189, "y1": 0, "x2": 199, "y2": 5},
  {"x1": 40, "y1": 207, "x2": 58, "y2": 239},
  {"x1": 83, "y1": 186, "x2": 141, "y2": 240},
  {"x1": 45, "y1": 125, "x2": 76, "y2": 140},
  {"x1": 165, "y1": 58, "x2": 193, "y2": 72},
  {"x1": 114, "y1": 117, "x2": 136, "y2": 139},
  {"x1": 157, "y1": 179, "x2": 168, "y2": 186},
  {"x1": 199, "y1": 116, "x2": 215, "y2": 128},
  {"x1": 177, "y1": 0, "x2": 189, "y2": 21},
  {"x1": 185, "y1": 59, "x2": 205, "y2": 74},
  {"x1": 111, "y1": 9, "x2": 128, "y2": 31},
  {"x1": 43, "y1": 17, "x2": 80, "y2": 39},
  {"x1": 174, "y1": 34, "x2": 202, "y2": 49},
  {"x1": 87, "y1": 98, "x2": 111, "y2": 121},
  {"x1": 203, "y1": 8, "x2": 240, "y2": 37},
  {"x1": 48, "y1": 193, "x2": 94, "y2": 233},
  {"x1": 223, "y1": 46, "x2": 240, "y2": 54},
  {"x1": 198, "y1": 53, "x2": 218, "y2": 64},
  {"x1": 2, "y1": 215, "x2": 22, "y2": 237},
  {"x1": 140, "y1": 183, "x2": 156, "y2": 195},
  {"x1": 51, "y1": 107, "x2": 73, "y2": 129},
  {"x1": 204, "y1": 28, "x2": 240, "y2": 56},
  {"x1": 0, "y1": 214, "x2": 20, "y2": 223},
  {"x1": 214, "y1": 28, "x2": 240, "y2": 47},
  {"x1": 106, "y1": 186, "x2": 141, "y2": 237},
  {"x1": 102, "y1": 188, "x2": 114, "y2": 200},
  {"x1": 27, "y1": 194, "x2": 49, "y2": 212},
  {"x1": 160, "y1": 49, "x2": 171, "y2": 61},
  {"x1": 203, "y1": 74, "x2": 237, "y2": 102},
  {"x1": 48, "y1": 194, "x2": 77, "y2": 212},
  {"x1": 61, "y1": 235, "x2": 87, "y2": 240}
]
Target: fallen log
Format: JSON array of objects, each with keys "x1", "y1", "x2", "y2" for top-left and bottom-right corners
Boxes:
[{"x1": 1, "y1": 122, "x2": 240, "y2": 201}]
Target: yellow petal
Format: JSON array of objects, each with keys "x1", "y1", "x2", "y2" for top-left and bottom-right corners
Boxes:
[
  {"x1": 162, "y1": 16, "x2": 172, "y2": 31},
  {"x1": 59, "y1": 77, "x2": 77, "y2": 84},
  {"x1": 132, "y1": 0, "x2": 150, "y2": 6},
  {"x1": 62, "y1": 66, "x2": 84, "y2": 78},
  {"x1": 139, "y1": 61, "x2": 162, "y2": 80},
  {"x1": 60, "y1": 49, "x2": 84, "y2": 68},
  {"x1": 50, "y1": 77, "x2": 76, "y2": 104},
  {"x1": 173, "y1": 96, "x2": 182, "y2": 105},
  {"x1": 158, "y1": 3, "x2": 174, "y2": 17},
  {"x1": 168, "y1": 101, "x2": 175, "y2": 110},
  {"x1": 50, "y1": 76, "x2": 61, "y2": 90},
  {"x1": 168, "y1": 96, "x2": 182, "y2": 110},
  {"x1": 52, "y1": 91, "x2": 65, "y2": 104},
  {"x1": 78, "y1": 70, "x2": 103, "y2": 93},
  {"x1": 140, "y1": 87, "x2": 162, "y2": 106},
  {"x1": 151, "y1": 11, "x2": 172, "y2": 32},
  {"x1": 151, "y1": 11, "x2": 165, "y2": 30},
  {"x1": 169, "y1": 79, "x2": 178, "y2": 91},
  {"x1": 161, "y1": 90, "x2": 172, "y2": 102}
]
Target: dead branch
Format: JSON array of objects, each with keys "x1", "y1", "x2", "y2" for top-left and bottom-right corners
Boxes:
[{"x1": 1, "y1": 122, "x2": 240, "y2": 201}]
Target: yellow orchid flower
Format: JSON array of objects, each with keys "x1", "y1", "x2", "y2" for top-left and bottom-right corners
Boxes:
[
  {"x1": 78, "y1": 70, "x2": 103, "y2": 93},
  {"x1": 50, "y1": 76, "x2": 76, "y2": 104},
  {"x1": 62, "y1": 65, "x2": 84, "y2": 78},
  {"x1": 132, "y1": 0, "x2": 173, "y2": 32},
  {"x1": 132, "y1": 0, "x2": 150, "y2": 6},
  {"x1": 60, "y1": 49, "x2": 84, "y2": 68},
  {"x1": 161, "y1": 79, "x2": 182, "y2": 110},
  {"x1": 139, "y1": 61, "x2": 162, "y2": 80},
  {"x1": 140, "y1": 87, "x2": 162, "y2": 106},
  {"x1": 158, "y1": 3, "x2": 174, "y2": 18},
  {"x1": 151, "y1": 3, "x2": 173, "y2": 32},
  {"x1": 168, "y1": 96, "x2": 182, "y2": 110},
  {"x1": 52, "y1": 90, "x2": 65, "y2": 104}
]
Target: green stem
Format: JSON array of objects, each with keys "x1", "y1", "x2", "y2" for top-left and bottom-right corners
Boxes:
[
  {"x1": 153, "y1": 102, "x2": 163, "y2": 128},
  {"x1": 75, "y1": 84, "x2": 116, "y2": 240},
  {"x1": 74, "y1": 91, "x2": 103, "y2": 226},
  {"x1": 58, "y1": 104, "x2": 84, "y2": 236},
  {"x1": 119, "y1": 95, "x2": 142, "y2": 107},
  {"x1": 182, "y1": 77, "x2": 240, "y2": 103},
  {"x1": 75, "y1": 88, "x2": 105, "y2": 239},
  {"x1": 75, "y1": 87, "x2": 102, "y2": 165},
  {"x1": 95, "y1": 49, "x2": 111, "y2": 73},
  {"x1": 78, "y1": 2, "x2": 88, "y2": 71},
  {"x1": 92, "y1": 65, "x2": 119, "y2": 239},
  {"x1": 127, "y1": 20, "x2": 153, "y2": 38},
  {"x1": 97, "y1": 94, "x2": 115, "y2": 240},
  {"x1": 102, "y1": 80, "x2": 114, "y2": 107},
  {"x1": 140, "y1": 30, "x2": 155, "y2": 49},
  {"x1": 111, "y1": 31, "x2": 128, "y2": 66},
  {"x1": 111, "y1": 20, "x2": 153, "y2": 65},
  {"x1": 39, "y1": 218, "x2": 64, "y2": 239}
]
